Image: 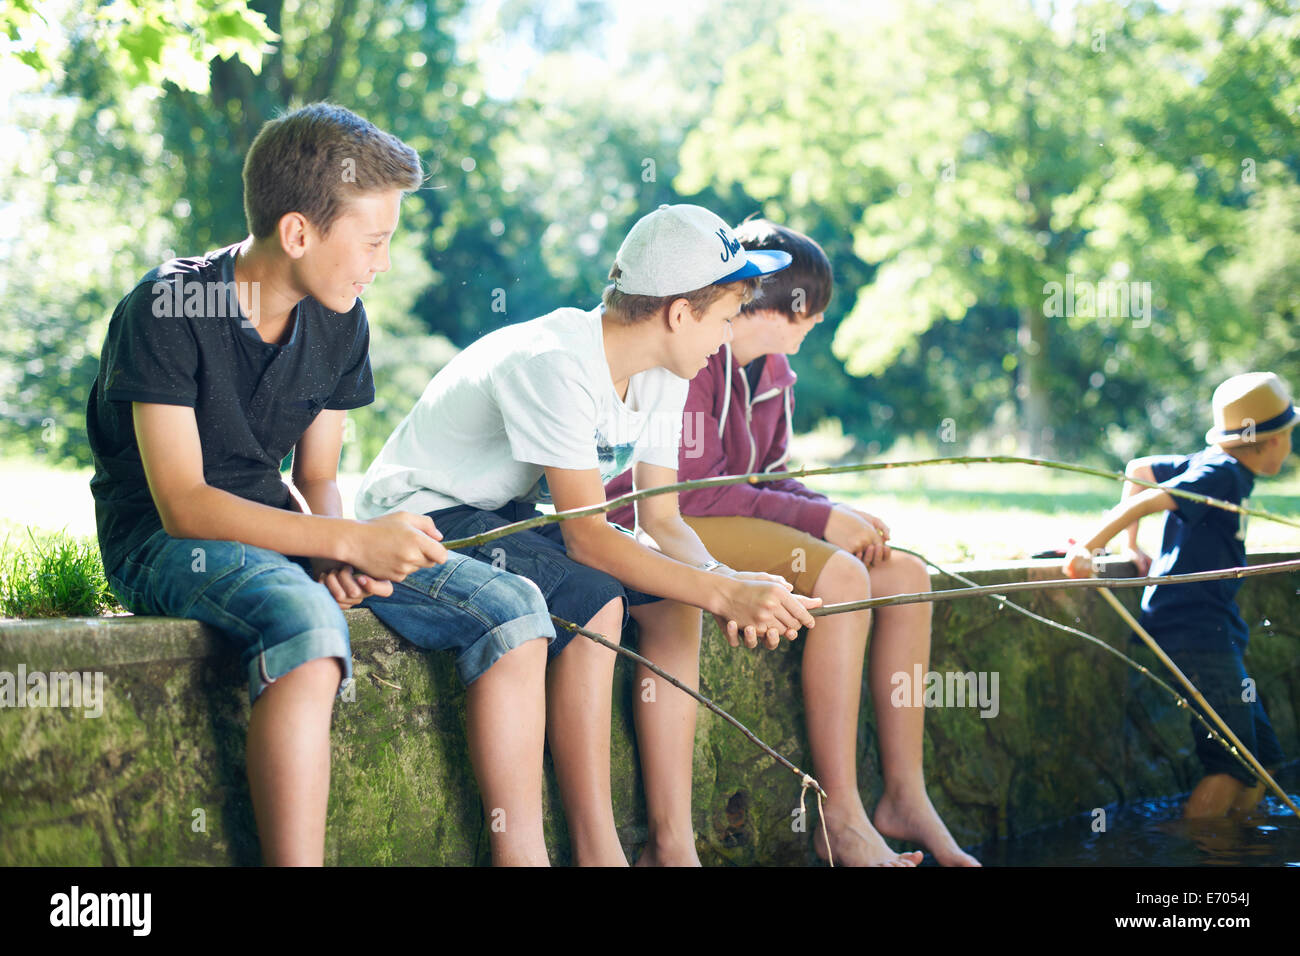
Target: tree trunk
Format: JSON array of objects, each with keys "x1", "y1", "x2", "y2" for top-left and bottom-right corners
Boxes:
[{"x1": 1017, "y1": 303, "x2": 1052, "y2": 456}]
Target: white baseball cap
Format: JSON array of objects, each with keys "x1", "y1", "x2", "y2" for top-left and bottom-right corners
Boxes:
[{"x1": 612, "y1": 204, "x2": 792, "y2": 296}]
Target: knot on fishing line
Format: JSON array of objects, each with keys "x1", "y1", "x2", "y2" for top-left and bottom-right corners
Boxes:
[{"x1": 797, "y1": 774, "x2": 833, "y2": 868}]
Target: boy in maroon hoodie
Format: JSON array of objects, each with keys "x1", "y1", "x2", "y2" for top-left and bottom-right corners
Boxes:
[{"x1": 607, "y1": 220, "x2": 978, "y2": 866}]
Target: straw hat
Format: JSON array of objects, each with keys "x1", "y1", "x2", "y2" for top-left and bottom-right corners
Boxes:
[{"x1": 1205, "y1": 372, "x2": 1298, "y2": 447}]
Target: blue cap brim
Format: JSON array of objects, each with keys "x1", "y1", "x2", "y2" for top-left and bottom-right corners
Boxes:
[{"x1": 716, "y1": 249, "x2": 792, "y2": 285}]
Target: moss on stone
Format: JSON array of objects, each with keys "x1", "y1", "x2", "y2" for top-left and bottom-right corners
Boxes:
[{"x1": 2, "y1": 556, "x2": 1295, "y2": 865}]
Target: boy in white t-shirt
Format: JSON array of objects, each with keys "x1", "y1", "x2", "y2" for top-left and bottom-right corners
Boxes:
[{"x1": 358, "y1": 204, "x2": 821, "y2": 865}]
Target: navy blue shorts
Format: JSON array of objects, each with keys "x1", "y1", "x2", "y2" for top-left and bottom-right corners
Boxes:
[
  {"x1": 1160, "y1": 642, "x2": 1285, "y2": 786},
  {"x1": 429, "y1": 501, "x2": 662, "y2": 658},
  {"x1": 359, "y1": 552, "x2": 554, "y2": 686}
]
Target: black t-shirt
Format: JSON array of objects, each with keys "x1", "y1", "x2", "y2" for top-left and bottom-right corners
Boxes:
[{"x1": 87, "y1": 243, "x2": 375, "y2": 574}]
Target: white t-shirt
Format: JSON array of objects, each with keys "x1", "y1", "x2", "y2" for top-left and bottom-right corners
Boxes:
[{"x1": 356, "y1": 306, "x2": 689, "y2": 518}]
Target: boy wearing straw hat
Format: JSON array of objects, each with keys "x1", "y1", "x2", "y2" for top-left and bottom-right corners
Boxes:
[{"x1": 1064, "y1": 372, "x2": 1295, "y2": 817}]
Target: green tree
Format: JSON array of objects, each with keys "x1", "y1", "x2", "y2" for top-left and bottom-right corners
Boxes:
[
  {"x1": 0, "y1": 0, "x2": 278, "y2": 464},
  {"x1": 680, "y1": 0, "x2": 1299, "y2": 459},
  {"x1": 475, "y1": 0, "x2": 806, "y2": 328},
  {"x1": 1, "y1": 0, "x2": 275, "y2": 90},
  {"x1": 2, "y1": 0, "x2": 478, "y2": 468}
]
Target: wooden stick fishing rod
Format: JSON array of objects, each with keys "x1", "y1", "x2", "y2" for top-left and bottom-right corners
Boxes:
[
  {"x1": 811, "y1": 559, "x2": 1300, "y2": 617},
  {"x1": 438, "y1": 455, "x2": 1300, "y2": 552}
]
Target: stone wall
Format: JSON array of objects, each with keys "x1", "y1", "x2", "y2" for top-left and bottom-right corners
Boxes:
[{"x1": 1, "y1": 554, "x2": 1295, "y2": 865}]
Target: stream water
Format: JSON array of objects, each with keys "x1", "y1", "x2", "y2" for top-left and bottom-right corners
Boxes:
[{"x1": 968, "y1": 765, "x2": 1300, "y2": 866}]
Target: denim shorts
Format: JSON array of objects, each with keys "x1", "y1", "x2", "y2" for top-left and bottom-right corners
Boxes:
[
  {"x1": 1163, "y1": 644, "x2": 1285, "y2": 786},
  {"x1": 108, "y1": 529, "x2": 353, "y2": 707},
  {"x1": 359, "y1": 551, "x2": 554, "y2": 685},
  {"x1": 430, "y1": 501, "x2": 662, "y2": 658}
]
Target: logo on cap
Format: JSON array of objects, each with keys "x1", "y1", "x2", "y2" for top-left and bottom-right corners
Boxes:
[
  {"x1": 612, "y1": 203, "x2": 792, "y2": 297},
  {"x1": 717, "y1": 228, "x2": 742, "y2": 262}
]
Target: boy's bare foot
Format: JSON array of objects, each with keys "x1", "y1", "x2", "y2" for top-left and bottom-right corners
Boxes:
[
  {"x1": 874, "y1": 790, "x2": 981, "y2": 867},
  {"x1": 812, "y1": 796, "x2": 924, "y2": 866},
  {"x1": 1178, "y1": 817, "x2": 1243, "y2": 858},
  {"x1": 1228, "y1": 805, "x2": 1269, "y2": 825},
  {"x1": 635, "y1": 833, "x2": 702, "y2": 867}
]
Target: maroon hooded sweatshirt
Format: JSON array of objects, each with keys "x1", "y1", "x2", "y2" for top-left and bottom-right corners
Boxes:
[{"x1": 604, "y1": 343, "x2": 833, "y2": 536}]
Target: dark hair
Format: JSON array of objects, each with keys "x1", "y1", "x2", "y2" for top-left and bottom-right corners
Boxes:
[
  {"x1": 734, "y1": 218, "x2": 832, "y2": 320},
  {"x1": 602, "y1": 265, "x2": 763, "y2": 323},
  {"x1": 242, "y1": 102, "x2": 423, "y2": 239}
]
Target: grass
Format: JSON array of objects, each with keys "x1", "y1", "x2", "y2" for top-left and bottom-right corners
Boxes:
[
  {"x1": 823, "y1": 460, "x2": 1300, "y2": 565},
  {"x1": 0, "y1": 456, "x2": 1294, "y2": 617},
  {"x1": 0, "y1": 527, "x2": 123, "y2": 619},
  {"x1": 0, "y1": 459, "x2": 362, "y2": 619}
]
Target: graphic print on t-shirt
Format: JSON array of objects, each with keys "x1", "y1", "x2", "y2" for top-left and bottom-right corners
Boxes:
[
  {"x1": 597, "y1": 432, "x2": 637, "y2": 481},
  {"x1": 519, "y1": 431, "x2": 639, "y2": 506}
]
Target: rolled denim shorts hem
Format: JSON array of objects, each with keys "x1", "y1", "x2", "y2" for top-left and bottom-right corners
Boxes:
[
  {"x1": 248, "y1": 625, "x2": 353, "y2": 708},
  {"x1": 429, "y1": 502, "x2": 660, "y2": 660},
  {"x1": 457, "y1": 609, "x2": 554, "y2": 685}
]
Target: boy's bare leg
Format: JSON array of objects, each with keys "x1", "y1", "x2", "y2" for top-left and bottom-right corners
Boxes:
[
  {"x1": 1185, "y1": 773, "x2": 1249, "y2": 818},
  {"x1": 246, "y1": 656, "x2": 344, "y2": 866},
  {"x1": 1231, "y1": 779, "x2": 1267, "y2": 815},
  {"x1": 466, "y1": 637, "x2": 550, "y2": 866},
  {"x1": 545, "y1": 597, "x2": 629, "y2": 866},
  {"x1": 803, "y1": 551, "x2": 923, "y2": 867},
  {"x1": 629, "y1": 599, "x2": 703, "y2": 867},
  {"x1": 861, "y1": 552, "x2": 981, "y2": 866}
]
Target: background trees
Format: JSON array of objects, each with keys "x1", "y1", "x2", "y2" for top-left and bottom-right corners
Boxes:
[
  {"x1": 681, "y1": 0, "x2": 1299, "y2": 457},
  {"x1": 2, "y1": 0, "x2": 1296, "y2": 469}
]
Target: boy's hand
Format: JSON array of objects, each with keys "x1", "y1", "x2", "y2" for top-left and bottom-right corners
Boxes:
[
  {"x1": 1120, "y1": 545, "x2": 1152, "y2": 577},
  {"x1": 825, "y1": 504, "x2": 891, "y2": 566},
  {"x1": 311, "y1": 560, "x2": 393, "y2": 610},
  {"x1": 851, "y1": 507, "x2": 892, "y2": 564},
  {"x1": 348, "y1": 512, "x2": 447, "y2": 582},
  {"x1": 1062, "y1": 544, "x2": 1096, "y2": 579},
  {"x1": 712, "y1": 572, "x2": 822, "y2": 650}
]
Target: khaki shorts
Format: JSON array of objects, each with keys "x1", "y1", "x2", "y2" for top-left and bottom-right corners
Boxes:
[{"x1": 683, "y1": 515, "x2": 840, "y2": 597}]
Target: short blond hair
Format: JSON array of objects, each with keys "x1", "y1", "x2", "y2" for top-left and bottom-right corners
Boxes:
[{"x1": 602, "y1": 265, "x2": 763, "y2": 323}]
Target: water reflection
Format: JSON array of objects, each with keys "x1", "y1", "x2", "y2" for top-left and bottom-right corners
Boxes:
[{"x1": 968, "y1": 768, "x2": 1300, "y2": 867}]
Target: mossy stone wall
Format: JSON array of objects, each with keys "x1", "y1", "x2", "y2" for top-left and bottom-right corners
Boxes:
[{"x1": 2, "y1": 555, "x2": 1295, "y2": 865}]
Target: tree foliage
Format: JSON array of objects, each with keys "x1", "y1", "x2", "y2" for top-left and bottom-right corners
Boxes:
[
  {"x1": 680, "y1": 0, "x2": 1300, "y2": 458},
  {"x1": 2, "y1": 0, "x2": 275, "y2": 90},
  {"x1": 2, "y1": 0, "x2": 1297, "y2": 470}
]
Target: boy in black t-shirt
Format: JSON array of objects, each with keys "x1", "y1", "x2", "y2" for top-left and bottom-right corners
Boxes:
[
  {"x1": 1064, "y1": 372, "x2": 1295, "y2": 817},
  {"x1": 87, "y1": 104, "x2": 553, "y2": 865}
]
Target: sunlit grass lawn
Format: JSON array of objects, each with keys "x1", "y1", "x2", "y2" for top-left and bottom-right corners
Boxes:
[
  {"x1": 818, "y1": 460, "x2": 1300, "y2": 565},
  {"x1": 0, "y1": 460, "x2": 368, "y2": 545},
  {"x1": 1, "y1": 456, "x2": 1296, "y2": 591}
]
